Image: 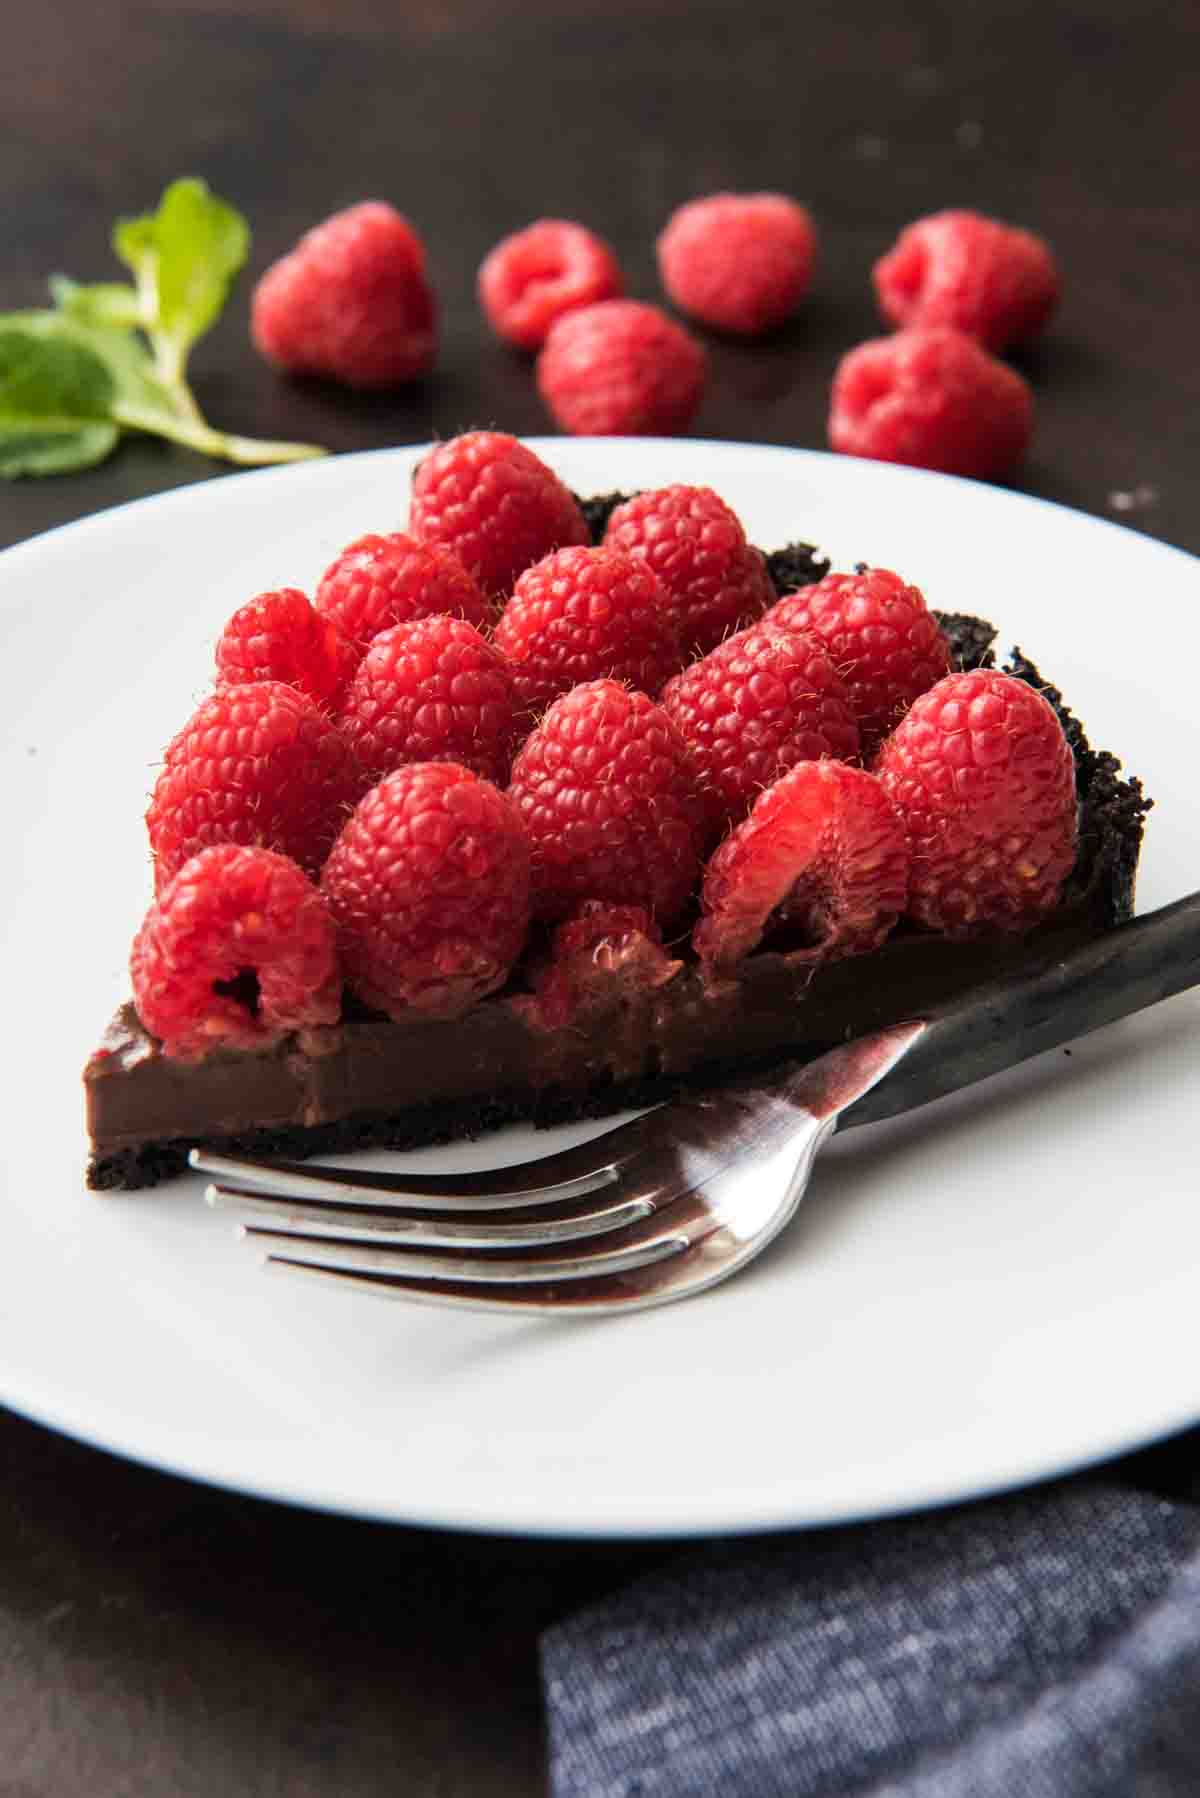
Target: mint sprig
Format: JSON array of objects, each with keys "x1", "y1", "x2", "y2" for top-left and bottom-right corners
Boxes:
[{"x1": 0, "y1": 178, "x2": 325, "y2": 477}]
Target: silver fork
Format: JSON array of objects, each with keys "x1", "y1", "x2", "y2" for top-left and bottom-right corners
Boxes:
[{"x1": 193, "y1": 893, "x2": 1199, "y2": 1316}]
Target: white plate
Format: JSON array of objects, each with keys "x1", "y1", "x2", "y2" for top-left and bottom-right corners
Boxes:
[{"x1": 2, "y1": 439, "x2": 1197, "y2": 1539}]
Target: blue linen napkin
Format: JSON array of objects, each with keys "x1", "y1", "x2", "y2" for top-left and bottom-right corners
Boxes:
[{"x1": 543, "y1": 1473, "x2": 1200, "y2": 1796}]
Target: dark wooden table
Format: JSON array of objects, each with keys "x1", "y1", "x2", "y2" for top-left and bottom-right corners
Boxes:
[{"x1": 3, "y1": 1, "x2": 1197, "y2": 1790}]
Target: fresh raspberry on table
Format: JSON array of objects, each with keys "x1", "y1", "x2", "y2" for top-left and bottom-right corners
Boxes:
[
  {"x1": 409, "y1": 431, "x2": 590, "y2": 598},
  {"x1": 215, "y1": 587, "x2": 358, "y2": 711},
  {"x1": 314, "y1": 531, "x2": 491, "y2": 651},
  {"x1": 508, "y1": 679, "x2": 706, "y2": 924},
  {"x1": 130, "y1": 845, "x2": 341, "y2": 1059},
  {"x1": 656, "y1": 192, "x2": 817, "y2": 336},
  {"x1": 693, "y1": 761, "x2": 910, "y2": 973},
  {"x1": 250, "y1": 201, "x2": 437, "y2": 389},
  {"x1": 873, "y1": 209, "x2": 1060, "y2": 351},
  {"x1": 339, "y1": 615, "x2": 518, "y2": 788},
  {"x1": 146, "y1": 680, "x2": 361, "y2": 892},
  {"x1": 478, "y1": 219, "x2": 624, "y2": 350},
  {"x1": 492, "y1": 544, "x2": 682, "y2": 722},
  {"x1": 661, "y1": 621, "x2": 860, "y2": 838},
  {"x1": 531, "y1": 901, "x2": 680, "y2": 1029},
  {"x1": 603, "y1": 484, "x2": 774, "y2": 657},
  {"x1": 828, "y1": 326, "x2": 1033, "y2": 479},
  {"x1": 320, "y1": 763, "x2": 531, "y2": 1019},
  {"x1": 874, "y1": 668, "x2": 1078, "y2": 937},
  {"x1": 766, "y1": 567, "x2": 952, "y2": 757},
  {"x1": 536, "y1": 300, "x2": 706, "y2": 436}
]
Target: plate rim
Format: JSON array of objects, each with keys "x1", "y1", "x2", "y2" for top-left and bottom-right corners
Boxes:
[
  {"x1": 4, "y1": 1351, "x2": 1199, "y2": 1541},
  {"x1": 3, "y1": 434, "x2": 1197, "y2": 576}
]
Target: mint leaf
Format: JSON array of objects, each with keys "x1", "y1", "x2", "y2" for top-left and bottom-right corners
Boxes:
[
  {"x1": 115, "y1": 177, "x2": 249, "y2": 382},
  {"x1": 51, "y1": 275, "x2": 142, "y2": 330},
  {"x1": 153, "y1": 179, "x2": 249, "y2": 348},
  {"x1": 112, "y1": 212, "x2": 158, "y2": 272},
  {"x1": 0, "y1": 329, "x2": 120, "y2": 476},
  {"x1": 0, "y1": 418, "x2": 119, "y2": 478},
  {"x1": 0, "y1": 330, "x2": 114, "y2": 419},
  {"x1": 1, "y1": 308, "x2": 184, "y2": 420}
]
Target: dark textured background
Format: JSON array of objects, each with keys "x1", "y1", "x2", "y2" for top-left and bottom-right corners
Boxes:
[{"x1": 3, "y1": 1, "x2": 1197, "y2": 1790}]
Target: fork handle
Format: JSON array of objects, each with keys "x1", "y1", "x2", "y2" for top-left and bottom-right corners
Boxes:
[{"x1": 839, "y1": 891, "x2": 1200, "y2": 1131}]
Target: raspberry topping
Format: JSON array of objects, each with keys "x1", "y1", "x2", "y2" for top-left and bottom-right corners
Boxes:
[
  {"x1": 409, "y1": 431, "x2": 589, "y2": 598},
  {"x1": 339, "y1": 615, "x2": 517, "y2": 788},
  {"x1": 250, "y1": 201, "x2": 437, "y2": 389},
  {"x1": 549, "y1": 901, "x2": 663, "y2": 964},
  {"x1": 661, "y1": 621, "x2": 860, "y2": 838},
  {"x1": 536, "y1": 299, "x2": 706, "y2": 436},
  {"x1": 657, "y1": 192, "x2": 817, "y2": 335},
  {"x1": 694, "y1": 761, "x2": 910, "y2": 973},
  {"x1": 766, "y1": 567, "x2": 952, "y2": 756},
  {"x1": 130, "y1": 845, "x2": 341, "y2": 1060},
  {"x1": 146, "y1": 680, "x2": 361, "y2": 892},
  {"x1": 215, "y1": 587, "x2": 358, "y2": 711},
  {"x1": 875, "y1": 668, "x2": 1078, "y2": 937},
  {"x1": 604, "y1": 484, "x2": 774, "y2": 657},
  {"x1": 508, "y1": 679, "x2": 706, "y2": 924},
  {"x1": 532, "y1": 902, "x2": 680, "y2": 1029},
  {"x1": 492, "y1": 544, "x2": 682, "y2": 722},
  {"x1": 828, "y1": 326, "x2": 1034, "y2": 479},
  {"x1": 874, "y1": 209, "x2": 1060, "y2": 351},
  {"x1": 478, "y1": 219, "x2": 624, "y2": 350},
  {"x1": 321, "y1": 763, "x2": 531, "y2": 1020},
  {"x1": 315, "y1": 531, "x2": 490, "y2": 652}
]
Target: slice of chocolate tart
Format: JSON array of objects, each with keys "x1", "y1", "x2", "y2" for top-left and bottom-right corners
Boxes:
[{"x1": 84, "y1": 615, "x2": 1150, "y2": 1191}]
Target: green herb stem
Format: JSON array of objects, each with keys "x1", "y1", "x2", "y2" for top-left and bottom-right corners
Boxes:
[{"x1": 114, "y1": 401, "x2": 326, "y2": 465}]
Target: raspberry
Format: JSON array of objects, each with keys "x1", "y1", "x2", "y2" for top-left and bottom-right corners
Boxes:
[
  {"x1": 661, "y1": 619, "x2": 860, "y2": 836},
  {"x1": 130, "y1": 845, "x2": 341, "y2": 1060},
  {"x1": 766, "y1": 567, "x2": 952, "y2": 756},
  {"x1": 550, "y1": 901, "x2": 662, "y2": 963},
  {"x1": 693, "y1": 761, "x2": 909, "y2": 973},
  {"x1": 146, "y1": 681, "x2": 361, "y2": 892},
  {"x1": 215, "y1": 587, "x2": 358, "y2": 711},
  {"x1": 604, "y1": 485, "x2": 774, "y2": 657},
  {"x1": 875, "y1": 669, "x2": 1077, "y2": 937},
  {"x1": 320, "y1": 763, "x2": 530, "y2": 1019},
  {"x1": 250, "y1": 201, "x2": 437, "y2": 388},
  {"x1": 531, "y1": 902, "x2": 680, "y2": 1029},
  {"x1": 828, "y1": 327, "x2": 1033, "y2": 479},
  {"x1": 536, "y1": 300, "x2": 706, "y2": 436},
  {"x1": 874, "y1": 209, "x2": 1060, "y2": 351},
  {"x1": 478, "y1": 219, "x2": 623, "y2": 351},
  {"x1": 339, "y1": 616, "x2": 517, "y2": 788},
  {"x1": 656, "y1": 192, "x2": 816, "y2": 336},
  {"x1": 492, "y1": 545, "x2": 682, "y2": 722},
  {"x1": 508, "y1": 680, "x2": 705, "y2": 924},
  {"x1": 409, "y1": 431, "x2": 589, "y2": 598},
  {"x1": 314, "y1": 531, "x2": 490, "y2": 651}
]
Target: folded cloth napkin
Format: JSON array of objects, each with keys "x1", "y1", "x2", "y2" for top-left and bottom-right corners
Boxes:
[{"x1": 543, "y1": 1476, "x2": 1200, "y2": 1797}]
